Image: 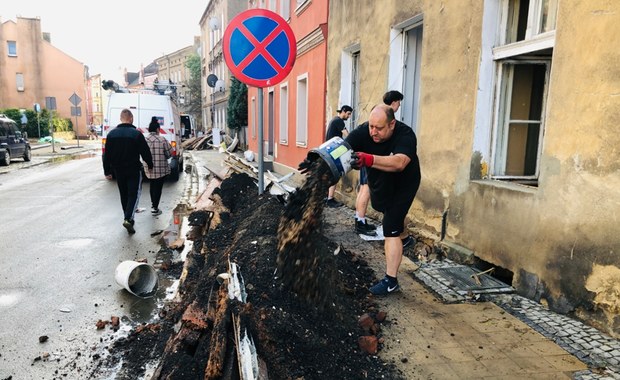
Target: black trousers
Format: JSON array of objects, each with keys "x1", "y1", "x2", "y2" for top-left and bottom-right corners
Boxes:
[
  {"x1": 115, "y1": 169, "x2": 142, "y2": 222},
  {"x1": 149, "y1": 176, "x2": 167, "y2": 209}
]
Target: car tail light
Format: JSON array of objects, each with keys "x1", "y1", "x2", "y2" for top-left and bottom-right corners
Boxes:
[
  {"x1": 170, "y1": 140, "x2": 177, "y2": 157},
  {"x1": 102, "y1": 138, "x2": 106, "y2": 155}
]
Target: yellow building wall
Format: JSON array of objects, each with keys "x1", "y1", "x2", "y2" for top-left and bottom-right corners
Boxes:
[{"x1": 328, "y1": 0, "x2": 620, "y2": 336}]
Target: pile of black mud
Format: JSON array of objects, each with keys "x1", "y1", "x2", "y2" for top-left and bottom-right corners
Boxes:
[
  {"x1": 92, "y1": 171, "x2": 405, "y2": 380},
  {"x1": 276, "y1": 158, "x2": 336, "y2": 308}
]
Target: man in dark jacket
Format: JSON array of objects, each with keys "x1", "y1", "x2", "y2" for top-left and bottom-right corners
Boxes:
[{"x1": 103, "y1": 109, "x2": 153, "y2": 234}]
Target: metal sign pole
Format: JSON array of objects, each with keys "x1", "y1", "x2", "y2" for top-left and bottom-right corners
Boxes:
[
  {"x1": 75, "y1": 114, "x2": 80, "y2": 148},
  {"x1": 258, "y1": 88, "x2": 264, "y2": 195},
  {"x1": 51, "y1": 111, "x2": 56, "y2": 153}
]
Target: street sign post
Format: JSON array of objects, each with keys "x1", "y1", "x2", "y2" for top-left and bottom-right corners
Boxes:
[
  {"x1": 69, "y1": 92, "x2": 82, "y2": 147},
  {"x1": 34, "y1": 103, "x2": 41, "y2": 138},
  {"x1": 223, "y1": 8, "x2": 297, "y2": 194}
]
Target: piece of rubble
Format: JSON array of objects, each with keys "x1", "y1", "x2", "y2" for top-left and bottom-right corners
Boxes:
[
  {"x1": 96, "y1": 320, "x2": 108, "y2": 330},
  {"x1": 358, "y1": 335, "x2": 378, "y2": 355},
  {"x1": 38, "y1": 335, "x2": 49, "y2": 343},
  {"x1": 168, "y1": 238, "x2": 185, "y2": 250}
]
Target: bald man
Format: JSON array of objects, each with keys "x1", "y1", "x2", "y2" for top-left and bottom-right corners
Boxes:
[{"x1": 345, "y1": 104, "x2": 421, "y2": 295}]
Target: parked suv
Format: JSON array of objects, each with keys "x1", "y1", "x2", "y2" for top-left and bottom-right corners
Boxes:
[{"x1": 0, "y1": 114, "x2": 31, "y2": 166}]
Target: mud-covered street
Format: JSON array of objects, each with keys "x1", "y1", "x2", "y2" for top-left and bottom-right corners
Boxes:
[{"x1": 0, "y1": 147, "x2": 187, "y2": 379}]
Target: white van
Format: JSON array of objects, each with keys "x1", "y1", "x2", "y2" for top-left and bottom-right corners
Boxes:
[{"x1": 102, "y1": 92, "x2": 184, "y2": 181}]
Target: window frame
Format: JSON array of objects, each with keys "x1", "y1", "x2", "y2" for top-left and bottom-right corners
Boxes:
[
  {"x1": 251, "y1": 96, "x2": 257, "y2": 139},
  {"x1": 16, "y1": 73, "x2": 25, "y2": 92},
  {"x1": 490, "y1": 59, "x2": 550, "y2": 180},
  {"x1": 7, "y1": 41, "x2": 17, "y2": 56},
  {"x1": 486, "y1": 0, "x2": 557, "y2": 184},
  {"x1": 295, "y1": 73, "x2": 308, "y2": 147},
  {"x1": 279, "y1": 83, "x2": 289, "y2": 145}
]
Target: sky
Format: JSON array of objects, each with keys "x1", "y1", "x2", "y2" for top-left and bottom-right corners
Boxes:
[{"x1": 2, "y1": 1, "x2": 206, "y2": 83}]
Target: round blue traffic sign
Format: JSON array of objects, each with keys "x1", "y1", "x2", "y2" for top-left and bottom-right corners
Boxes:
[{"x1": 223, "y1": 9, "x2": 296, "y2": 88}]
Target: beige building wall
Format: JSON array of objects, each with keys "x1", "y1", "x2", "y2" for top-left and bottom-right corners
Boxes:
[
  {"x1": 90, "y1": 74, "x2": 104, "y2": 126},
  {"x1": 0, "y1": 17, "x2": 88, "y2": 137},
  {"x1": 199, "y1": 0, "x2": 246, "y2": 134},
  {"x1": 156, "y1": 44, "x2": 197, "y2": 111},
  {"x1": 328, "y1": 0, "x2": 620, "y2": 336}
]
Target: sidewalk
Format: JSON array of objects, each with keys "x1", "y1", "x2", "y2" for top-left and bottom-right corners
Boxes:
[
  {"x1": 188, "y1": 147, "x2": 620, "y2": 379},
  {"x1": 30, "y1": 138, "x2": 100, "y2": 156}
]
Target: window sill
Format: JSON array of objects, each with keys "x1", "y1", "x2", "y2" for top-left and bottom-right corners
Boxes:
[
  {"x1": 471, "y1": 179, "x2": 538, "y2": 194},
  {"x1": 295, "y1": 0, "x2": 311, "y2": 16},
  {"x1": 296, "y1": 142, "x2": 307, "y2": 148}
]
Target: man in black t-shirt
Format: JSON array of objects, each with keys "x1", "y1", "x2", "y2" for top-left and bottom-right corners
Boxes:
[
  {"x1": 324, "y1": 105, "x2": 353, "y2": 208},
  {"x1": 345, "y1": 105, "x2": 421, "y2": 296}
]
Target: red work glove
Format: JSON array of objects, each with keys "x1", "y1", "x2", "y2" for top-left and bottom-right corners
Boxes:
[{"x1": 351, "y1": 152, "x2": 374, "y2": 169}]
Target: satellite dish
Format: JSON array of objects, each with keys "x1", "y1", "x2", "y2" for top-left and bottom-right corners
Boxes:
[
  {"x1": 215, "y1": 79, "x2": 225, "y2": 92},
  {"x1": 207, "y1": 74, "x2": 218, "y2": 88},
  {"x1": 209, "y1": 17, "x2": 221, "y2": 31}
]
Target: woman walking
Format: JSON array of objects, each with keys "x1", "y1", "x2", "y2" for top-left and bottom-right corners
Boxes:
[{"x1": 144, "y1": 117, "x2": 172, "y2": 216}]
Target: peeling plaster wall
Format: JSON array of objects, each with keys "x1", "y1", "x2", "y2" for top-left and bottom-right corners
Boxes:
[{"x1": 328, "y1": 0, "x2": 620, "y2": 335}]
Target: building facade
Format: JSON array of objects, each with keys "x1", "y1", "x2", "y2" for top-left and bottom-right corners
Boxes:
[
  {"x1": 156, "y1": 41, "x2": 200, "y2": 117},
  {"x1": 327, "y1": 0, "x2": 620, "y2": 337},
  {"x1": 88, "y1": 74, "x2": 105, "y2": 126},
  {"x1": 199, "y1": 0, "x2": 246, "y2": 137},
  {"x1": 0, "y1": 17, "x2": 88, "y2": 136}
]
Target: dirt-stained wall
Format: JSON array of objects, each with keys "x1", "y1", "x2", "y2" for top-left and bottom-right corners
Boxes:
[{"x1": 328, "y1": 0, "x2": 620, "y2": 336}]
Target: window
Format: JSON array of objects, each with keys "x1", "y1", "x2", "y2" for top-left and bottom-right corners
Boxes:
[
  {"x1": 281, "y1": 0, "x2": 291, "y2": 20},
  {"x1": 16, "y1": 73, "x2": 24, "y2": 92},
  {"x1": 7, "y1": 41, "x2": 17, "y2": 56},
  {"x1": 268, "y1": 0, "x2": 276, "y2": 12},
  {"x1": 339, "y1": 45, "x2": 361, "y2": 127},
  {"x1": 279, "y1": 84, "x2": 289, "y2": 144},
  {"x1": 296, "y1": 75, "x2": 308, "y2": 146},
  {"x1": 251, "y1": 97, "x2": 257, "y2": 139},
  {"x1": 489, "y1": 0, "x2": 557, "y2": 184}
]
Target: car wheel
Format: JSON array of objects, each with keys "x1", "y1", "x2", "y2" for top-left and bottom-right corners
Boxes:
[
  {"x1": 23, "y1": 146, "x2": 32, "y2": 162},
  {"x1": 169, "y1": 165, "x2": 180, "y2": 182},
  {"x1": 0, "y1": 150, "x2": 10, "y2": 166}
]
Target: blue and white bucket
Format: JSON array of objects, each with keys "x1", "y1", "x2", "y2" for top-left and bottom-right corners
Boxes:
[{"x1": 308, "y1": 137, "x2": 354, "y2": 185}]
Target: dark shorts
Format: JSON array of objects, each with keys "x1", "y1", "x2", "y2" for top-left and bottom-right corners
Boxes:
[
  {"x1": 359, "y1": 167, "x2": 368, "y2": 185},
  {"x1": 372, "y1": 184, "x2": 418, "y2": 238},
  {"x1": 381, "y1": 195, "x2": 415, "y2": 237}
]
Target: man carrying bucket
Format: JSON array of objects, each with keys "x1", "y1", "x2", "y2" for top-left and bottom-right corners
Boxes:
[
  {"x1": 324, "y1": 105, "x2": 353, "y2": 208},
  {"x1": 345, "y1": 104, "x2": 421, "y2": 296}
]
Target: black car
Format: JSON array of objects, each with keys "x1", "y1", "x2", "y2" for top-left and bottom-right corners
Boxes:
[{"x1": 0, "y1": 114, "x2": 31, "y2": 166}]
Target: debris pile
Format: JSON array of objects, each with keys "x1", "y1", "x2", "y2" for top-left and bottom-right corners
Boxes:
[{"x1": 93, "y1": 172, "x2": 404, "y2": 379}]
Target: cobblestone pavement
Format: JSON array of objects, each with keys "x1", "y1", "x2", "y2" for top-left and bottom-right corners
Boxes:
[{"x1": 415, "y1": 258, "x2": 620, "y2": 379}]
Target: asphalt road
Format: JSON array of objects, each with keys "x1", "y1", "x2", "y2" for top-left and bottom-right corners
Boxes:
[{"x1": 0, "y1": 152, "x2": 188, "y2": 379}]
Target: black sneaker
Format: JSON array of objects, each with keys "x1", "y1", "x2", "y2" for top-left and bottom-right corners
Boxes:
[
  {"x1": 325, "y1": 198, "x2": 343, "y2": 208},
  {"x1": 151, "y1": 208, "x2": 162, "y2": 216},
  {"x1": 369, "y1": 277, "x2": 400, "y2": 296},
  {"x1": 355, "y1": 220, "x2": 377, "y2": 236},
  {"x1": 402, "y1": 235, "x2": 415, "y2": 248},
  {"x1": 123, "y1": 219, "x2": 135, "y2": 234}
]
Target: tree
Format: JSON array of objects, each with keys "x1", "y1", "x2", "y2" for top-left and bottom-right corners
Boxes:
[
  {"x1": 227, "y1": 77, "x2": 248, "y2": 131},
  {"x1": 185, "y1": 54, "x2": 202, "y2": 128},
  {"x1": 0, "y1": 108, "x2": 64, "y2": 138}
]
